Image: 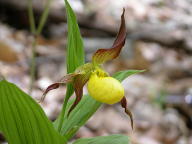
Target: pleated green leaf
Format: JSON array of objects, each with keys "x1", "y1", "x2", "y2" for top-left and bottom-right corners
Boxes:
[
  {"x1": 113, "y1": 70, "x2": 145, "y2": 82},
  {"x1": 0, "y1": 80, "x2": 66, "y2": 144},
  {"x1": 73, "y1": 134, "x2": 129, "y2": 144}
]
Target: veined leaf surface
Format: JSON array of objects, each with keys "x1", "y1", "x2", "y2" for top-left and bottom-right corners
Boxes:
[{"x1": 0, "y1": 80, "x2": 66, "y2": 144}]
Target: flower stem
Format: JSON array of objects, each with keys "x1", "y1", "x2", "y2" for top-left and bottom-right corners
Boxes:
[
  {"x1": 57, "y1": 85, "x2": 73, "y2": 133},
  {"x1": 29, "y1": 38, "x2": 37, "y2": 94},
  {"x1": 28, "y1": 0, "x2": 52, "y2": 94},
  {"x1": 28, "y1": 0, "x2": 36, "y2": 34},
  {"x1": 36, "y1": 0, "x2": 52, "y2": 35},
  {"x1": 57, "y1": 98, "x2": 68, "y2": 132}
]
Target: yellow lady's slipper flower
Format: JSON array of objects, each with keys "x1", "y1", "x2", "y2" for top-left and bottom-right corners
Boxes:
[
  {"x1": 87, "y1": 70, "x2": 124, "y2": 104},
  {"x1": 42, "y1": 9, "x2": 135, "y2": 129}
]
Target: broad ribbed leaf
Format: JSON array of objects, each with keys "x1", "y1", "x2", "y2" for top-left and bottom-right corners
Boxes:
[
  {"x1": 0, "y1": 80, "x2": 66, "y2": 144},
  {"x1": 73, "y1": 134, "x2": 129, "y2": 144},
  {"x1": 113, "y1": 70, "x2": 145, "y2": 82},
  {"x1": 92, "y1": 9, "x2": 126, "y2": 64}
]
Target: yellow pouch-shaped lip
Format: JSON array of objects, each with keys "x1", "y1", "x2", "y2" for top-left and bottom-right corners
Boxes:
[{"x1": 88, "y1": 73, "x2": 124, "y2": 104}]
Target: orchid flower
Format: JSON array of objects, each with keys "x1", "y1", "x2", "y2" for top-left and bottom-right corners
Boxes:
[{"x1": 42, "y1": 9, "x2": 135, "y2": 129}]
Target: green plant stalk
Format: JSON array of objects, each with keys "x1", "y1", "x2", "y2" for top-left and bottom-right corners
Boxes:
[
  {"x1": 57, "y1": 84, "x2": 74, "y2": 133},
  {"x1": 28, "y1": 0, "x2": 36, "y2": 34},
  {"x1": 28, "y1": 0, "x2": 52, "y2": 94},
  {"x1": 36, "y1": 0, "x2": 52, "y2": 35},
  {"x1": 29, "y1": 38, "x2": 37, "y2": 94}
]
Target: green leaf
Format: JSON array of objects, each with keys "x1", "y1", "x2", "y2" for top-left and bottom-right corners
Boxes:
[
  {"x1": 55, "y1": 0, "x2": 85, "y2": 133},
  {"x1": 55, "y1": 96, "x2": 101, "y2": 140},
  {"x1": 0, "y1": 80, "x2": 66, "y2": 144},
  {"x1": 65, "y1": 0, "x2": 85, "y2": 102},
  {"x1": 65, "y1": 0, "x2": 85, "y2": 73},
  {"x1": 73, "y1": 134, "x2": 129, "y2": 144},
  {"x1": 64, "y1": 0, "x2": 85, "y2": 102},
  {"x1": 112, "y1": 70, "x2": 145, "y2": 82}
]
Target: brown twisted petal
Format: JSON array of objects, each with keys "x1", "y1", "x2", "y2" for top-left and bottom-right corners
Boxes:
[
  {"x1": 67, "y1": 73, "x2": 91, "y2": 115},
  {"x1": 67, "y1": 63, "x2": 94, "y2": 115},
  {"x1": 40, "y1": 73, "x2": 79, "y2": 102},
  {"x1": 121, "y1": 96, "x2": 134, "y2": 130},
  {"x1": 92, "y1": 8, "x2": 126, "y2": 64}
]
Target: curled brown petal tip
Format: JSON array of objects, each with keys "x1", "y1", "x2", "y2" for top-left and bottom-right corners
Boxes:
[
  {"x1": 67, "y1": 88, "x2": 83, "y2": 116},
  {"x1": 92, "y1": 9, "x2": 126, "y2": 64},
  {"x1": 39, "y1": 83, "x2": 60, "y2": 103},
  {"x1": 121, "y1": 96, "x2": 134, "y2": 130},
  {"x1": 39, "y1": 73, "x2": 79, "y2": 103}
]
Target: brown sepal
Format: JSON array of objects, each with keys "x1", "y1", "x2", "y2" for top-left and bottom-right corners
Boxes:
[
  {"x1": 67, "y1": 73, "x2": 91, "y2": 115},
  {"x1": 39, "y1": 73, "x2": 79, "y2": 103},
  {"x1": 92, "y1": 8, "x2": 126, "y2": 64},
  {"x1": 121, "y1": 96, "x2": 134, "y2": 130}
]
